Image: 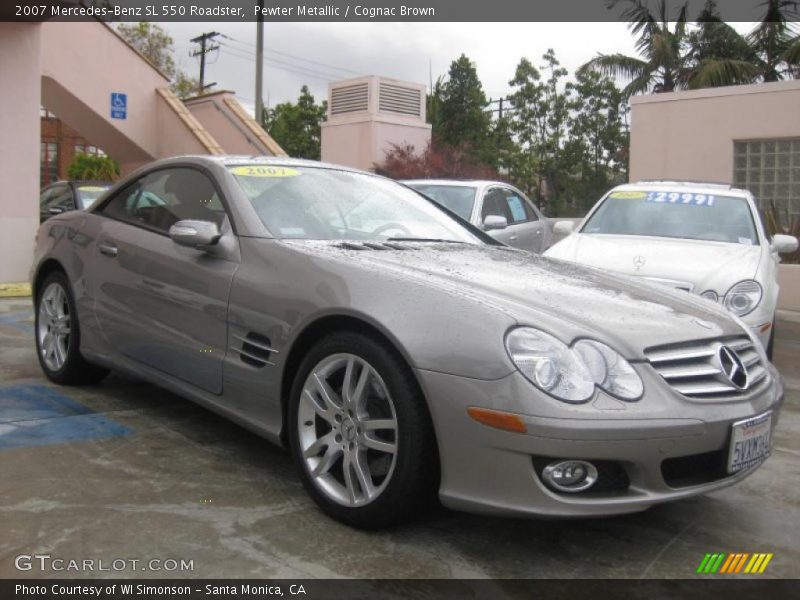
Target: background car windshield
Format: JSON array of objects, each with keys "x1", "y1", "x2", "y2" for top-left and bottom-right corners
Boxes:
[
  {"x1": 75, "y1": 185, "x2": 110, "y2": 209},
  {"x1": 230, "y1": 166, "x2": 480, "y2": 243},
  {"x1": 407, "y1": 184, "x2": 476, "y2": 221},
  {"x1": 581, "y1": 191, "x2": 759, "y2": 245}
]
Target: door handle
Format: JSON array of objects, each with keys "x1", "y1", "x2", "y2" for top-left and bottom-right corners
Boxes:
[
  {"x1": 509, "y1": 235, "x2": 518, "y2": 241},
  {"x1": 535, "y1": 230, "x2": 542, "y2": 235},
  {"x1": 98, "y1": 243, "x2": 118, "y2": 257}
]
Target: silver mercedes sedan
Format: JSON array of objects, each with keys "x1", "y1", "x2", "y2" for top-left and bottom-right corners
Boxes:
[{"x1": 31, "y1": 156, "x2": 783, "y2": 529}]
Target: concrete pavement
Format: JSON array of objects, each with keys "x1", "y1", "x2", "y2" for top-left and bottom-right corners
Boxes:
[{"x1": 0, "y1": 297, "x2": 797, "y2": 579}]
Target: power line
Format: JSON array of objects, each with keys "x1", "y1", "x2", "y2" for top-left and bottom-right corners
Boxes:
[
  {"x1": 219, "y1": 43, "x2": 340, "y2": 82},
  {"x1": 221, "y1": 34, "x2": 361, "y2": 77},
  {"x1": 190, "y1": 31, "x2": 221, "y2": 94},
  {"x1": 220, "y1": 42, "x2": 341, "y2": 81}
]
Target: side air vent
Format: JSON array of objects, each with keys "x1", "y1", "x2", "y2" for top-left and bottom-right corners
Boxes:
[
  {"x1": 233, "y1": 333, "x2": 276, "y2": 368},
  {"x1": 378, "y1": 83, "x2": 422, "y2": 117},
  {"x1": 330, "y1": 83, "x2": 369, "y2": 115}
]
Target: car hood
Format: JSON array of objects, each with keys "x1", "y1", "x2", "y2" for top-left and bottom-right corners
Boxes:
[
  {"x1": 545, "y1": 234, "x2": 762, "y2": 294},
  {"x1": 283, "y1": 241, "x2": 744, "y2": 359}
]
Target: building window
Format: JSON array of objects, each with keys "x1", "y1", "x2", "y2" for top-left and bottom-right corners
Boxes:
[
  {"x1": 41, "y1": 142, "x2": 59, "y2": 186},
  {"x1": 734, "y1": 139, "x2": 800, "y2": 229},
  {"x1": 74, "y1": 143, "x2": 105, "y2": 157}
]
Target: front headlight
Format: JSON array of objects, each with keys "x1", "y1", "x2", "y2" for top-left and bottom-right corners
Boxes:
[
  {"x1": 723, "y1": 280, "x2": 762, "y2": 316},
  {"x1": 505, "y1": 328, "x2": 595, "y2": 403},
  {"x1": 505, "y1": 328, "x2": 643, "y2": 403},
  {"x1": 573, "y1": 340, "x2": 644, "y2": 400}
]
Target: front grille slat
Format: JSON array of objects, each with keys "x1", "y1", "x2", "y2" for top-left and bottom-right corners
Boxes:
[
  {"x1": 645, "y1": 336, "x2": 770, "y2": 400},
  {"x1": 660, "y1": 365, "x2": 721, "y2": 379}
]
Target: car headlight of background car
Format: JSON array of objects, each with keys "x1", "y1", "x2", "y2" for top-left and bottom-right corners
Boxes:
[
  {"x1": 723, "y1": 280, "x2": 762, "y2": 317},
  {"x1": 505, "y1": 328, "x2": 643, "y2": 404}
]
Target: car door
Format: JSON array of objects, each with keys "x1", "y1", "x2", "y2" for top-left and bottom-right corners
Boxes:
[
  {"x1": 478, "y1": 187, "x2": 518, "y2": 245},
  {"x1": 504, "y1": 187, "x2": 550, "y2": 253},
  {"x1": 89, "y1": 167, "x2": 239, "y2": 395}
]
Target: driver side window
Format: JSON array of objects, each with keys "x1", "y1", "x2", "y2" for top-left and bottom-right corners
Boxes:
[{"x1": 97, "y1": 168, "x2": 226, "y2": 234}]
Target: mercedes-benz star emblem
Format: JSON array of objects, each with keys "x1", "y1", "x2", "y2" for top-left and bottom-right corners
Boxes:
[
  {"x1": 633, "y1": 255, "x2": 646, "y2": 270},
  {"x1": 717, "y1": 345, "x2": 748, "y2": 389}
]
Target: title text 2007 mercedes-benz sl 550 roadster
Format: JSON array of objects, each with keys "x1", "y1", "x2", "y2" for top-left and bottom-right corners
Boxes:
[{"x1": 31, "y1": 156, "x2": 784, "y2": 528}]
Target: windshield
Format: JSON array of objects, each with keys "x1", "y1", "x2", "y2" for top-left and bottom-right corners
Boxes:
[
  {"x1": 229, "y1": 165, "x2": 480, "y2": 243},
  {"x1": 75, "y1": 184, "x2": 111, "y2": 209},
  {"x1": 581, "y1": 190, "x2": 759, "y2": 245},
  {"x1": 406, "y1": 184, "x2": 476, "y2": 221}
]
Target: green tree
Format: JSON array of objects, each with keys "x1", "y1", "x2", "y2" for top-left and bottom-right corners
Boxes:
[
  {"x1": 67, "y1": 154, "x2": 120, "y2": 181},
  {"x1": 685, "y1": 0, "x2": 760, "y2": 88},
  {"x1": 583, "y1": 0, "x2": 696, "y2": 96},
  {"x1": 745, "y1": 0, "x2": 800, "y2": 82},
  {"x1": 432, "y1": 55, "x2": 493, "y2": 163},
  {"x1": 564, "y1": 68, "x2": 629, "y2": 214},
  {"x1": 508, "y1": 50, "x2": 573, "y2": 214},
  {"x1": 262, "y1": 86, "x2": 328, "y2": 160},
  {"x1": 116, "y1": 22, "x2": 200, "y2": 98},
  {"x1": 587, "y1": 0, "x2": 799, "y2": 95}
]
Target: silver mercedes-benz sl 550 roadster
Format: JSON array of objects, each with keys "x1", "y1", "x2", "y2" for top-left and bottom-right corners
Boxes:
[{"x1": 31, "y1": 156, "x2": 783, "y2": 528}]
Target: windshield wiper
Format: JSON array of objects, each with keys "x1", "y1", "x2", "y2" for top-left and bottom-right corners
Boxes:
[{"x1": 386, "y1": 237, "x2": 465, "y2": 244}]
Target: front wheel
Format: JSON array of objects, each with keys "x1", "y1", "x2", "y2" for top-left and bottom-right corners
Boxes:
[
  {"x1": 288, "y1": 332, "x2": 438, "y2": 529},
  {"x1": 35, "y1": 271, "x2": 108, "y2": 385}
]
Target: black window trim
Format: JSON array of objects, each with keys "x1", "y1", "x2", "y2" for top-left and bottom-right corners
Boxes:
[{"x1": 93, "y1": 164, "x2": 237, "y2": 238}]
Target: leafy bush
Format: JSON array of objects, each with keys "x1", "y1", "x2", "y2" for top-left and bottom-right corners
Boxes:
[
  {"x1": 374, "y1": 141, "x2": 501, "y2": 181},
  {"x1": 67, "y1": 154, "x2": 120, "y2": 181}
]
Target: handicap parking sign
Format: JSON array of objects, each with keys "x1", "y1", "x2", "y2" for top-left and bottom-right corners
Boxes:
[{"x1": 111, "y1": 92, "x2": 127, "y2": 119}]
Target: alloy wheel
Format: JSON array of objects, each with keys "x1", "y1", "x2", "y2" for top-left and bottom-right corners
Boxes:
[
  {"x1": 37, "y1": 282, "x2": 71, "y2": 371},
  {"x1": 297, "y1": 353, "x2": 398, "y2": 507}
]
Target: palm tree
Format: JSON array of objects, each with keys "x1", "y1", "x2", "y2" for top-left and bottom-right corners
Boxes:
[
  {"x1": 584, "y1": 0, "x2": 799, "y2": 97},
  {"x1": 746, "y1": 0, "x2": 800, "y2": 81},
  {"x1": 581, "y1": 0, "x2": 697, "y2": 97}
]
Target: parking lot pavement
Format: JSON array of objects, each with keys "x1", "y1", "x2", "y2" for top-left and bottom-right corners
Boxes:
[{"x1": 0, "y1": 296, "x2": 798, "y2": 580}]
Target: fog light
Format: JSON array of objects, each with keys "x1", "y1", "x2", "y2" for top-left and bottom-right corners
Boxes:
[{"x1": 542, "y1": 460, "x2": 598, "y2": 493}]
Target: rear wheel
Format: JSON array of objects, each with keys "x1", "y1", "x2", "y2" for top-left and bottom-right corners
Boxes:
[
  {"x1": 35, "y1": 271, "x2": 108, "y2": 385},
  {"x1": 288, "y1": 331, "x2": 438, "y2": 529}
]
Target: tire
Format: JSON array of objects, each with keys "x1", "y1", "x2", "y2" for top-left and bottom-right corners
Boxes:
[
  {"x1": 35, "y1": 271, "x2": 108, "y2": 385},
  {"x1": 288, "y1": 331, "x2": 438, "y2": 529},
  {"x1": 766, "y1": 320, "x2": 775, "y2": 361}
]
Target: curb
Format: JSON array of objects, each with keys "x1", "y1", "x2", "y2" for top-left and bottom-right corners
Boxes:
[{"x1": 0, "y1": 283, "x2": 32, "y2": 298}]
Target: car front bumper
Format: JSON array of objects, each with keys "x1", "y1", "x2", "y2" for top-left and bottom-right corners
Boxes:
[{"x1": 417, "y1": 363, "x2": 784, "y2": 518}]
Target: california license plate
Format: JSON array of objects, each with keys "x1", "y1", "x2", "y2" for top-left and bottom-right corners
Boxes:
[{"x1": 728, "y1": 412, "x2": 772, "y2": 474}]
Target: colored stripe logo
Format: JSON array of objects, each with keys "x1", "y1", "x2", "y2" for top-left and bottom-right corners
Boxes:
[{"x1": 697, "y1": 552, "x2": 773, "y2": 574}]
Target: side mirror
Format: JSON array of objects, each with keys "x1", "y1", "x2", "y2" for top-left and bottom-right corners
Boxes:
[
  {"x1": 771, "y1": 234, "x2": 799, "y2": 254},
  {"x1": 553, "y1": 221, "x2": 575, "y2": 236},
  {"x1": 483, "y1": 214, "x2": 508, "y2": 231},
  {"x1": 169, "y1": 219, "x2": 221, "y2": 248},
  {"x1": 49, "y1": 207, "x2": 65, "y2": 215}
]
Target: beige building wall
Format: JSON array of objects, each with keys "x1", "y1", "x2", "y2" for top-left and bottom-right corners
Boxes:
[
  {"x1": 630, "y1": 80, "x2": 800, "y2": 184},
  {"x1": 321, "y1": 76, "x2": 431, "y2": 171},
  {"x1": 0, "y1": 23, "x2": 42, "y2": 283}
]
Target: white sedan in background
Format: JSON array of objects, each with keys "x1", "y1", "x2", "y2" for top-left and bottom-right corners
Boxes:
[{"x1": 545, "y1": 181, "x2": 798, "y2": 357}]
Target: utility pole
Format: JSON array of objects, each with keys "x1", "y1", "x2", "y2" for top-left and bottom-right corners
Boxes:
[
  {"x1": 255, "y1": 1, "x2": 265, "y2": 125},
  {"x1": 190, "y1": 31, "x2": 220, "y2": 95}
]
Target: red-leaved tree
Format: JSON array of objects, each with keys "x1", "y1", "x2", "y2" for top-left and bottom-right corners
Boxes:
[{"x1": 374, "y1": 141, "x2": 502, "y2": 181}]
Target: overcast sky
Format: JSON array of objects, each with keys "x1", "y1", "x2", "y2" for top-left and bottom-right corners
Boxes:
[{"x1": 160, "y1": 21, "x2": 756, "y2": 112}]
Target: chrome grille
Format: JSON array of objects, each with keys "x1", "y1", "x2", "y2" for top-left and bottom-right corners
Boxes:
[{"x1": 645, "y1": 337, "x2": 769, "y2": 399}]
